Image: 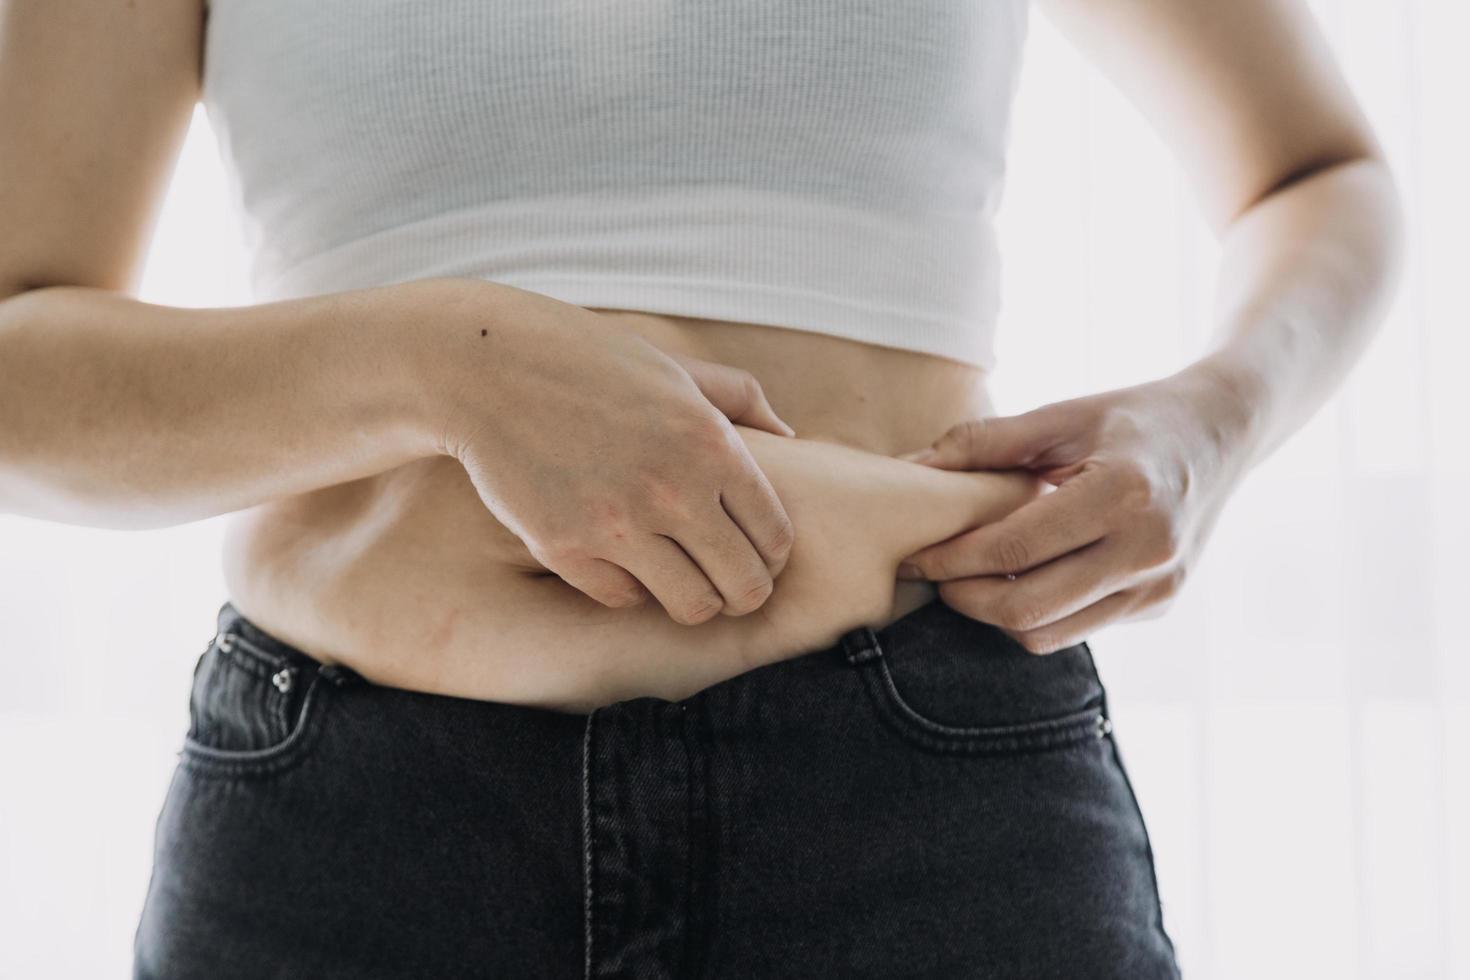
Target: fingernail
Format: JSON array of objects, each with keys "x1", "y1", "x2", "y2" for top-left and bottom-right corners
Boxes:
[
  {"x1": 779, "y1": 420, "x2": 797, "y2": 437},
  {"x1": 896, "y1": 562, "x2": 924, "y2": 580},
  {"x1": 898, "y1": 447, "x2": 935, "y2": 464}
]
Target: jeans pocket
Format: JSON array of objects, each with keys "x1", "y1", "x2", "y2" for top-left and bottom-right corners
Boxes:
[
  {"x1": 179, "y1": 628, "x2": 346, "y2": 780},
  {"x1": 841, "y1": 617, "x2": 1112, "y2": 756}
]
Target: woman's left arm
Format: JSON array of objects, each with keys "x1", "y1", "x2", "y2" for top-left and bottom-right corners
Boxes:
[{"x1": 895, "y1": 0, "x2": 1405, "y2": 653}]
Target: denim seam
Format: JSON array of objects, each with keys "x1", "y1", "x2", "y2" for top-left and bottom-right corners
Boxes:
[
  {"x1": 272, "y1": 679, "x2": 292, "y2": 740},
  {"x1": 877, "y1": 654, "x2": 1105, "y2": 738},
  {"x1": 694, "y1": 703, "x2": 719, "y2": 980},
  {"x1": 187, "y1": 658, "x2": 213, "y2": 749},
  {"x1": 222, "y1": 614, "x2": 297, "y2": 660},
  {"x1": 678, "y1": 704, "x2": 715, "y2": 980},
  {"x1": 857, "y1": 657, "x2": 1107, "y2": 755},
  {"x1": 581, "y1": 709, "x2": 597, "y2": 980},
  {"x1": 178, "y1": 672, "x2": 333, "y2": 780},
  {"x1": 213, "y1": 639, "x2": 296, "y2": 747},
  {"x1": 1096, "y1": 681, "x2": 1182, "y2": 974},
  {"x1": 220, "y1": 631, "x2": 288, "y2": 677},
  {"x1": 679, "y1": 709, "x2": 695, "y2": 980}
]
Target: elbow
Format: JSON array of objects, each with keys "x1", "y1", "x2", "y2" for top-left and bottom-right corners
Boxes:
[
  {"x1": 1367, "y1": 152, "x2": 1407, "y2": 258},
  {"x1": 1367, "y1": 154, "x2": 1409, "y2": 323},
  {"x1": 1325, "y1": 152, "x2": 1409, "y2": 306}
]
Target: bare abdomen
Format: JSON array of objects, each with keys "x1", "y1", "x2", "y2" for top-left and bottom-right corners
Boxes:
[{"x1": 219, "y1": 310, "x2": 1020, "y2": 712}]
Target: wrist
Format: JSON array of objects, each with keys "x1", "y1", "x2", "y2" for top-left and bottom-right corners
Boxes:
[
  {"x1": 1163, "y1": 349, "x2": 1275, "y2": 469},
  {"x1": 378, "y1": 276, "x2": 529, "y2": 459},
  {"x1": 353, "y1": 276, "x2": 481, "y2": 460}
]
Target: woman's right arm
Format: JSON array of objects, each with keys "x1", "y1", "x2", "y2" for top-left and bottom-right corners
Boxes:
[
  {"x1": 0, "y1": 0, "x2": 794, "y2": 622},
  {"x1": 0, "y1": 283, "x2": 453, "y2": 529},
  {"x1": 0, "y1": 0, "x2": 440, "y2": 529}
]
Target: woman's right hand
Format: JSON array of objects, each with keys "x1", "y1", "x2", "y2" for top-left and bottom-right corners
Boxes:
[{"x1": 411, "y1": 276, "x2": 797, "y2": 625}]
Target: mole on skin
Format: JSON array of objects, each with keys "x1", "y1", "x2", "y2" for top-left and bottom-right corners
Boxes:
[{"x1": 480, "y1": 328, "x2": 487, "y2": 336}]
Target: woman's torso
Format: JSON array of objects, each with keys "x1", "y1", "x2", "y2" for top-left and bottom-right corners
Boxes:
[
  {"x1": 203, "y1": 0, "x2": 1031, "y2": 709},
  {"x1": 221, "y1": 311, "x2": 1002, "y2": 711}
]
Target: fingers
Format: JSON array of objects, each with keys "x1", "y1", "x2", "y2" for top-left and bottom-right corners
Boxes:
[
  {"x1": 900, "y1": 407, "x2": 1071, "y2": 471},
  {"x1": 671, "y1": 354, "x2": 796, "y2": 437},
  {"x1": 547, "y1": 554, "x2": 652, "y2": 610},
  {"x1": 674, "y1": 504, "x2": 778, "y2": 616},
  {"x1": 900, "y1": 472, "x2": 1111, "y2": 581},
  {"x1": 534, "y1": 418, "x2": 792, "y2": 623},
  {"x1": 945, "y1": 585, "x2": 1141, "y2": 656},
  {"x1": 616, "y1": 533, "x2": 728, "y2": 626},
  {"x1": 715, "y1": 450, "x2": 796, "y2": 579},
  {"x1": 932, "y1": 537, "x2": 1128, "y2": 636},
  {"x1": 557, "y1": 505, "x2": 783, "y2": 624},
  {"x1": 614, "y1": 437, "x2": 791, "y2": 621}
]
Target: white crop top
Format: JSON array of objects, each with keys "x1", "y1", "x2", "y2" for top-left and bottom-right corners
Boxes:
[{"x1": 201, "y1": 0, "x2": 1030, "y2": 369}]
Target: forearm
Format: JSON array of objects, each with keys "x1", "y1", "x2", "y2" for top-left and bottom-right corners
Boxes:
[
  {"x1": 1173, "y1": 156, "x2": 1406, "y2": 467},
  {"x1": 0, "y1": 282, "x2": 444, "y2": 528}
]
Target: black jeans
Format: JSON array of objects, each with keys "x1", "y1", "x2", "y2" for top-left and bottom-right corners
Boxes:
[{"x1": 133, "y1": 599, "x2": 1181, "y2": 979}]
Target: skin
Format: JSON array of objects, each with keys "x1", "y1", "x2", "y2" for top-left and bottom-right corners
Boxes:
[
  {"x1": 0, "y1": 0, "x2": 1401, "y2": 696},
  {"x1": 896, "y1": 0, "x2": 1404, "y2": 653},
  {"x1": 247, "y1": 424, "x2": 1042, "y2": 713},
  {"x1": 0, "y1": 0, "x2": 801, "y2": 628}
]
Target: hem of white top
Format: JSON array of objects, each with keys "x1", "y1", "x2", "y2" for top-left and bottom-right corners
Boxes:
[
  {"x1": 487, "y1": 272, "x2": 997, "y2": 372},
  {"x1": 253, "y1": 184, "x2": 1002, "y2": 371}
]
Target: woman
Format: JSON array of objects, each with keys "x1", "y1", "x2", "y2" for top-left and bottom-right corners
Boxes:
[{"x1": 0, "y1": 0, "x2": 1400, "y2": 976}]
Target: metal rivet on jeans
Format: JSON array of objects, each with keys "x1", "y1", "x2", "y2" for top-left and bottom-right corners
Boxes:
[
  {"x1": 1096, "y1": 715, "x2": 1113, "y2": 738},
  {"x1": 271, "y1": 668, "x2": 295, "y2": 694},
  {"x1": 217, "y1": 632, "x2": 235, "y2": 654}
]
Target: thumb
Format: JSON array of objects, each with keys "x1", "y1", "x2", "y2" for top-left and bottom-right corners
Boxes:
[
  {"x1": 898, "y1": 409, "x2": 1064, "y2": 470},
  {"x1": 668, "y1": 353, "x2": 796, "y2": 437}
]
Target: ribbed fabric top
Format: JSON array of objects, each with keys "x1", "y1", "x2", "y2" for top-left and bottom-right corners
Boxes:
[{"x1": 201, "y1": 0, "x2": 1030, "y2": 369}]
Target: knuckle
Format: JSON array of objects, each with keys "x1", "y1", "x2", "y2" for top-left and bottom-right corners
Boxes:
[
  {"x1": 944, "y1": 418, "x2": 984, "y2": 457},
  {"x1": 530, "y1": 534, "x2": 584, "y2": 567},
  {"x1": 737, "y1": 370, "x2": 763, "y2": 402},
  {"x1": 763, "y1": 513, "x2": 795, "y2": 559},
  {"x1": 1140, "y1": 517, "x2": 1182, "y2": 569},
  {"x1": 682, "y1": 413, "x2": 732, "y2": 453},
  {"x1": 724, "y1": 576, "x2": 774, "y2": 615},
  {"x1": 1119, "y1": 468, "x2": 1157, "y2": 510},
  {"x1": 676, "y1": 594, "x2": 724, "y2": 626},
  {"x1": 606, "y1": 584, "x2": 648, "y2": 608},
  {"x1": 997, "y1": 597, "x2": 1048, "y2": 633},
  {"x1": 989, "y1": 534, "x2": 1031, "y2": 574}
]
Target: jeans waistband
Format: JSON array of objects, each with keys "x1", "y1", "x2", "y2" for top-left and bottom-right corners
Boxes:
[
  {"x1": 212, "y1": 602, "x2": 367, "y2": 688},
  {"x1": 209, "y1": 595, "x2": 1091, "y2": 721}
]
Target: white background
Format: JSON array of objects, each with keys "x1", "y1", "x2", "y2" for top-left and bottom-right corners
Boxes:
[{"x1": 1, "y1": 1, "x2": 1464, "y2": 976}]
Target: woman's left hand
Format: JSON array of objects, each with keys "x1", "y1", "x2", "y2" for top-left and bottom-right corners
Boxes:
[{"x1": 895, "y1": 364, "x2": 1260, "y2": 654}]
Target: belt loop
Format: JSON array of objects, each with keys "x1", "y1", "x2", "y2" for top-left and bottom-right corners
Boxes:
[
  {"x1": 839, "y1": 625, "x2": 883, "y2": 667},
  {"x1": 318, "y1": 662, "x2": 366, "y2": 687}
]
